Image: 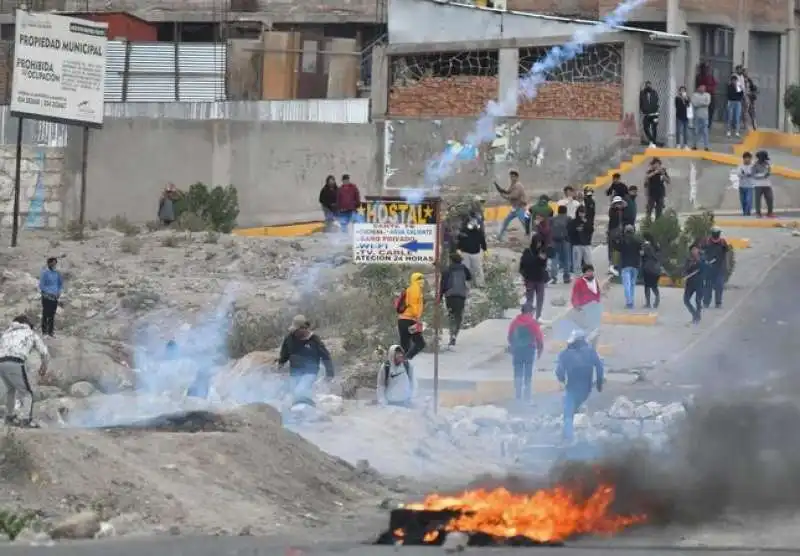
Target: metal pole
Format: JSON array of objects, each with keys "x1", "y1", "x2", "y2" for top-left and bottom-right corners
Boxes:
[
  {"x1": 11, "y1": 116, "x2": 23, "y2": 247},
  {"x1": 78, "y1": 126, "x2": 89, "y2": 234},
  {"x1": 666, "y1": 0, "x2": 679, "y2": 148},
  {"x1": 432, "y1": 198, "x2": 442, "y2": 414}
]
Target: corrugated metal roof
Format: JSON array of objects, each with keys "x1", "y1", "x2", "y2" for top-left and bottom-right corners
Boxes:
[
  {"x1": 128, "y1": 42, "x2": 176, "y2": 73},
  {"x1": 126, "y1": 76, "x2": 177, "y2": 102},
  {"x1": 178, "y1": 43, "x2": 226, "y2": 73},
  {"x1": 178, "y1": 76, "x2": 226, "y2": 102}
]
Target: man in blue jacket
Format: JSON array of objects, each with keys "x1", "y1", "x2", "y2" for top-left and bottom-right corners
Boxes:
[
  {"x1": 39, "y1": 257, "x2": 63, "y2": 337},
  {"x1": 555, "y1": 329, "x2": 604, "y2": 443}
]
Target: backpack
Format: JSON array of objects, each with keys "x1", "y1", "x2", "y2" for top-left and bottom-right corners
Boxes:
[
  {"x1": 551, "y1": 216, "x2": 568, "y2": 242},
  {"x1": 383, "y1": 360, "x2": 410, "y2": 387},
  {"x1": 394, "y1": 290, "x2": 407, "y2": 314},
  {"x1": 510, "y1": 323, "x2": 534, "y2": 350}
]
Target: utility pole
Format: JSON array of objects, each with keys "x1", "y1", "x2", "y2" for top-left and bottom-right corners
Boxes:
[{"x1": 666, "y1": 0, "x2": 679, "y2": 148}]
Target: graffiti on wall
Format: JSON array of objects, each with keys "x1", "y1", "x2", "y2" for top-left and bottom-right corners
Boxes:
[{"x1": 24, "y1": 150, "x2": 46, "y2": 229}]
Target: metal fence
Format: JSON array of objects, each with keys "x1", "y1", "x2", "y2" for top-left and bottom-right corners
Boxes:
[{"x1": 0, "y1": 99, "x2": 371, "y2": 146}]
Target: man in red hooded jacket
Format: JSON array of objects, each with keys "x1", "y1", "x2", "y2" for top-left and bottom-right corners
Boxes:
[
  {"x1": 507, "y1": 303, "x2": 544, "y2": 402},
  {"x1": 336, "y1": 174, "x2": 361, "y2": 232}
]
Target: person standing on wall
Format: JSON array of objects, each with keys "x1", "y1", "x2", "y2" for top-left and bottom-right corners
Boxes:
[
  {"x1": 695, "y1": 62, "x2": 717, "y2": 129},
  {"x1": 318, "y1": 175, "x2": 338, "y2": 231},
  {"x1": 675, "y1": 86, "x2": 692, "y2": 150},
  {"x1": 691, "y1": 84, "x2": 711, "y2": 151},
  {"x1": 639, "y1": 81, "x2": 660, "y2": 148},
  {"x1": 726, "y1": 73, "x2": 744, "y2": 138},
  {"x1": 644, "y1": 158, "x2": 669, "y2": 220},
  {"x1": 39, "y1": 257, "x2": 63, "y2": 338},
  {"x1": 336, "y1": 174, "x2": 361, "y2": 232}
]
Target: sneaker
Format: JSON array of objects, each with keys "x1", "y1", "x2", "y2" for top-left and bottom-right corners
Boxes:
[
  {"x1": 448, "y1": 337, "x2": 456, "y2": 347},
  {"x1": 625, "y1": 304, "x2": 634, "y2": 310},
  {"x1": 648, "y1": 143, "x2": 656, "y2": 149},
  {"x1": 563, "y1": 277, "x2": 571, "y2": 284},
  {"x1": 735, "y1": 132, "x2": 741, "y2": 137},
  {"x1": 767, "y1": 214, "x2": 777, "y2": 219},
  {"x1": 726, "y1": 131, "x2": 731, "y2": 137},
  {"x1": 609, "y1": 266, "x2": 619, "y2": 277},
  {"x1": 683, "y1": 146, "x2": 691, "y2": 151},
  {"x1": 548, "y1": 278, "x2": 558, "y2": 285},
  {"x1": 643, "y1": 303, "x2": 651, "y2": 309}
]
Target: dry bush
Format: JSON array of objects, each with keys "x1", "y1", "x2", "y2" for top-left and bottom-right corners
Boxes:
[
  {"x1": 176, "y1": 211, "x2": 209, "y2": 232},
  {"x1": 108, "y1": 215, "x2": 140, "y2": 236},
  {"x1": 120, "y1": 289, "x2": 161, "y2": 311},
  {"x1": 145, "y1": 220, "x2": 161, "y2": 232},
  {"x1": 119, "y1": 237, "x2": 142, "y2": 254},
  {"x1": 204, "y1": 231, "x2": 220, "y2": 244},
  {"x1": 227, "y1": 310, "x2": 286, "y2": 359},
  {"x1": 62, "y1": 219, "x2": 87, "y2": 241},
  {"x1": 0, "y1": 430, "x2": 34, "y2": 481},
  {"x1": 161, "y1": 234, "x2": 182, "y2": 248}
]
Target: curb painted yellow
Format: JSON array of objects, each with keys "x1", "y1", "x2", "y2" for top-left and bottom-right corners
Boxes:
[
  {"x1": 715, "y1": 217, "x2": 800, "y2": 229},
  {"x1": 438, "y1": 377, "x2": 566, "y2": 407},
  {"x1": 232, "y1": 222, "x2": 325, "y2": 237},
  {"x1": 601, "y1": 311, "x2": 658, "y2": 325},
  {"x1": 725, "y1": 237, "x2": 751, "y2": 249}
]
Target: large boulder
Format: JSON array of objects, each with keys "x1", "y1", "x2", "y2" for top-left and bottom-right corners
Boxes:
[{"x1": 39, "y1": 337, "x2": 136, "y2": 394}]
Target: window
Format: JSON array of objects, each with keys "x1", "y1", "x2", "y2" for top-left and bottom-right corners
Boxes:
[{"x1": 301, "y1": 40, "x2": 318, "y2": 73}]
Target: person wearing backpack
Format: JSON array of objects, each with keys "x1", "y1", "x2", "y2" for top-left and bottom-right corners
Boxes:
[
  {"x1": 396, "y1": 272, "x2": 426, "y2": 360},
  {"x1": 507, "y1": 303, "x2": 544, "y2": 402},
  {"x1": 549, "y1": 205, "x2": 571, "y2": 285},
  {"x1": 376, "y1": 345, "x2": 417, "y2": 407},
  {"x1": 439, "y1": 252, "x2": 472, "y2": 348}
]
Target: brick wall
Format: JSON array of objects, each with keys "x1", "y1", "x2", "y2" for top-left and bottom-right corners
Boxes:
[
  {"x1": 507, "y1": 0, "x2": 598, "y2": 17},
  {"x1": 388, "y1": 76, "x2": 498, "y2": 117},
  {"x1": 518, "y1": 82, "x2": 622, "y2": 119}
]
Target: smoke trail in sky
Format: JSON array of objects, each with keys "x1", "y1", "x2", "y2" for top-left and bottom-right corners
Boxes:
[{"x1": 423, "y1": 0, "x2": 651, "y2": 188}]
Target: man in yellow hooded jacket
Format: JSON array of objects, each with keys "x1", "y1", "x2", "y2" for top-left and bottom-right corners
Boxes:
[{"x1": 396, "y1": 272, "x2": 426, "y2": 360}]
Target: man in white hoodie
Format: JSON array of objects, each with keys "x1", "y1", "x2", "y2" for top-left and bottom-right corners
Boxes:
[
  {"x1": 377, "y1": 345, "x2": 417, "y2": 407},
  {"x1": 0, "y1": 315, "x2": 49, "y2": 426}
]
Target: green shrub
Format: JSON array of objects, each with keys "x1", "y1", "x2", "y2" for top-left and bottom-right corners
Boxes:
[
  {"x1": 784, "y1": 84, "x2": 800, "y2": 128},
  {"x1": 176, "y1": 211, "x2": 209, "y2": 233},
  {"x1": 173, "y1": 183, "x2": 239, "y2": 233},
  {"x1": 0, "y1": 510, "x2": 36, "y2": 540},
  {"x1": 483, "y1": 256, "x2": 518, "y2": 317}
]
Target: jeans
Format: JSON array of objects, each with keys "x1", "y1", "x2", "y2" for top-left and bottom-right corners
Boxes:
[
  {"x1": 563, "y1": 388, "x2": 591, "y2": 442},
  {"x1": 498, "y1": 208, "x2": 528, "y2": 239},
  {"x1": 621, "y1": 266, "x2": 638, "y2": 308},
  {"x1": 693, "y1": 117, "x2": 709, "y2": 149},
  {"x1": 676, "y1": 119, "x2": 690, "y2": 147},
  {"x1": 703, "y1": 267, "x2": 725, "y2": 308},
  {"x1": 572, "y1": 245, "x2": 592, "y2": 274},
  {"x1": 738, "y1": 187, "x2": 753, "y2": 216},
  {"x1": 754, "y1": 186, "x2": 775, "y2": 216},
  {"x1": 726, "y1": 100, "x2": 742, "y2": 134},
  {"x1": 289, "y1": 373, "x2": 318, "y2": 404},
  {"x1": 553, "y1": 240, "x2": 571, "y2": 281},
  {"x1": 512, "y1": 347, "x2": 536, "y2": 401},
  {"x1": 684, "y1": 285, "x2": 702, "y2": 322},
  {"x1": 338, "y1": 210, "x2": 355, "y2": 231}
]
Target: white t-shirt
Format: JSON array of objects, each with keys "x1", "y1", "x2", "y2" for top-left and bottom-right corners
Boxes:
[{"x1": 557, "y1": 198, "x2": 581, "y2": 219}]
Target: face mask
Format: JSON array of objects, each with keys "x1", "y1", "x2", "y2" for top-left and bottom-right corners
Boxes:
[{"x1": 711, "y1": 232, "x2": 721, "y2": 240}]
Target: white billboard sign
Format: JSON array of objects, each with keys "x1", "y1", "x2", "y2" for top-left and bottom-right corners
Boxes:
[
  {"x1": 353, "y1": 223, "x2": 437, "y2": 264},
  {"x1": 11, "y1": 10, "x2": 107, "y2": 127}
]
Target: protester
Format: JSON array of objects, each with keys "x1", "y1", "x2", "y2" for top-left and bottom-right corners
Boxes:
[
  {"x1": 583, "y1": 187, "x2": 596, "y2": 225},
  {"x1": 0, "y1": 315, "x2": 49, "y2": 426},
  {"x1": 519, "y1": 235, "x2": 549, "y2": 320},
  {"x1": 639, "y1": 80, "x2": 660, "y2": 147},
  {"x1": 440, "y1": 252, "x2": 472, "y2": 348},
  {"x1": 695, "y1": 62, "x2": 717, "y2": 129},
  {"x1": 607, "y1": 196, "x2": 629, "y2": 274},
  {"x1": 691, "y1": 84, "x2": 712, "y2": 151},
  {"x1": 682, "y1": 244, "x2": 706, "y2": 324},
  {"x1": 318, "y1": 175, "x2": 338, "y2": 231},
  {"x1": 737, "y1": 151, "x2": 755, "y2": 216},
  {"x1": 570, "y1": 264, "x2": 602, "y2": 348},
  {"x1": 641, "y1": 233, "x2": 662, "y2": 309},
  {"x1": 615, "y1": 224, "x2": 642, "y2": 309},
  {"x1": 644, "y1": 158, "x2": 669, "y2": 220},
  {"x1": 277, "y1": 315, "x2": 335, "y2": 405},
  {"x1": 396, "y1": 272, "x2": 426, "y2": 360},
  {"x1": 742, "y1": 67, "x2": 758, "y2": 130},
  {"x1": 625, "y1": 185, "x2": 639, "y2": 225},
  {"x1": 555, "y1": 328, "x2": 604, "y2": 444},
  {"x1": 507, "y1": 303, "x2": 544, "y2": 402},
  {"x1": 726, "y1": 73, "x2": 744, "y2": 138},
  {"x1": 39, "y1": 257, "x2": 63, "y2": 338},
  {"x1": 336, "y1": 174, "x2": 361, "y2": 231},
  {"x1": 549, "y1": 205, "x2": 571, "y2": 285},
  {"x1": 752, "y1": 150, "x2": 774, "y2": 218},
  {"x1": 557, "y1": 186, "x2": 581, "y2": 219},
  {"x1": 675, "y1": 85, "x2": 692, "y2": 149},
  {"x1": 496, "y1": 170, "x2": 528, "y2": 241},
  {"x1": 606, "y1": 173, "x2": 628, "y2": 199},
  {"x1": 701, "y1": 226, "x2": 730, "y2": 309},
  {"x1": 376, "y1": 345, "x2": 416, "y2": 407},
  {"x1": 158, "y1": 183, "x2": 178, "y2": 227},
  {"x1": 567, "y1": 205, "x2": 593, "y2": 274},
  {"x1": 456, "y1": 199, "x2": 487, "y2": 288}
]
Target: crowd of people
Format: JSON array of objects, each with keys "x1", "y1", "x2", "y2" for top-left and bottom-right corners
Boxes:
[{"x1": 640, "y1": 63, "x2": 758, "y2": 149}]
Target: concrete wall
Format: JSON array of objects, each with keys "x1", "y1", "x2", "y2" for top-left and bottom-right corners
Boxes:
[
  {"x1": 0, "y1": 146, "x2": 64, "y2": 229},
  {"x1": 62, "y1": 119, "x2": 381, "y2": 227},
  {"x1": 383, "y1": 118, "x2": 632, "y2": 198}
]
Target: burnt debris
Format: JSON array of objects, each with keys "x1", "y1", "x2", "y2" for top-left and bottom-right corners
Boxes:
[{"x1": 374, "y1": 508, "x2": 564, "y2": 547}]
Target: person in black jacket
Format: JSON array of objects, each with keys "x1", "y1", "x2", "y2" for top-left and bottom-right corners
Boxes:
[
  {"x1": 582, "y1": 187, "x2": 596, "y2": 226},
  {"x1": 682, "y1": 244, "x2": 707, "y2": 324},
  {"x1": 700, "y1": 226, "x2": 730, "y2": 309},
  {"x1": 318, "y1": 176, "x2": 338, "y2": 231},
  {"x1": 644, "y1": 158, "x2": 669, "y2": 220},
  {"x1": 519, "y1": 235, "x2": 549, "y2": 320},
  {"x1": 277, "y1": 314, "x2": 335, "y2": 405},
  {"x1": 606, "y1": 173, "x2": 628, "y2": 199},
  {"x1": 613, "y1": 224, "x2": 642, "y2": 309},
  {"x1": 641, "y1": 233, "x2": 662, "y2": 309},
  {"x1": 607, "y1": 195, "x2": 630, "y2": 273},
  {"x1": 639, "y1": 81, "x2": 660, "y2": 146},
  {"x1": 567, "y1": 205, "x2": 594, "y2": 275},
  {"x1": 675, "y1": 86, "x2": 691, "y2": 149},
  {"x1": 726, "y1": 73, "x2": 744, "y2": 138},
  {"x1": 456, "y1": 205, "x2": 487, "y2": 288}
]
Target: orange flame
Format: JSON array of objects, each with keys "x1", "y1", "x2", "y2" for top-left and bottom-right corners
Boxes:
[{"x1": 403, "y1": 484, "x2": 646, "y2": 543}]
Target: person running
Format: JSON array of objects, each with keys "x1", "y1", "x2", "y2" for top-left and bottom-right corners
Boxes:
[
  {"x1": 614, "y1": 224, "x2": 642, "y2": 309},
  {"x1": 439, "y1": 252, "x2": 472, "y2": 348},
  {"x1": 396, "y1": 272, "x2": 426, "y2": 360},
  {"x1": 277, "y1": 315, "x2": 335, "y2": 405},
  {"x1": 376, "y1": 345, "x2": 417, "y2": 407},
  {"x1": 752, "y1": 150, "x2": 774, "y2": 218},
  {"x1": 682, "y1": 244, "x2": 706, "y2": 325},
  {"x1": 555, "y1": 329, "x2": 604, "y2": 444},
  {"x1": 519, "y1": 235, "x2": 549, "y2": 321},
  {"x1": 737, "y1": 151, "x2": 755, "y2": 216},
  {"x1": 496, "y1": 170, "x2": 528, "y2": 240},
  {"x1": 456, "y1": 200, "x2": 487, "y2": 287},
  {"x1": 641, "y1": 233, "x2": 662, "y2": 309},
  {"x1": 567, "y1": 205, "x2": 594, "y2": 275},
  {"x1": 701, "y1": 226, "x2": 730, "y2": 309},
  {"x1": 570, "y1": 264, "x2": 602, "y2": 348},
  {"x1": 39, "y1": 257, "x2": 63, "y2": 338},
  {"x1": 0, "y1": 315, "x2": 49, "y2": 427},
  {"x1": 507, "y1": 303, "x2": 544, "y2": 402}
]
